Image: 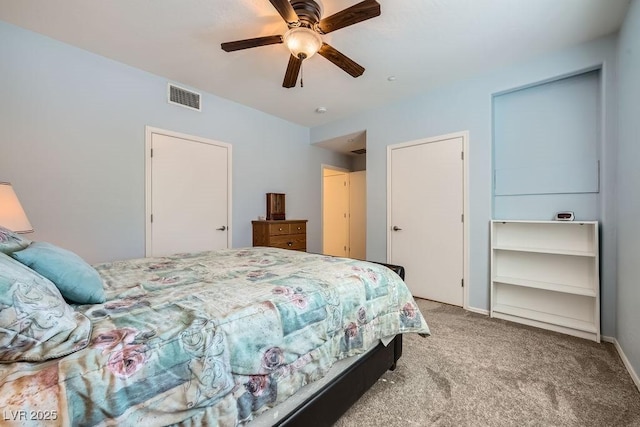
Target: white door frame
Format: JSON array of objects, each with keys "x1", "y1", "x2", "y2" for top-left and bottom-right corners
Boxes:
[
  {"x1": 144, "y1": 126, "x2": 233, "y2": 256},
  {"x1": 386, "y1": 130, "x2": 470, "y2": 309}
]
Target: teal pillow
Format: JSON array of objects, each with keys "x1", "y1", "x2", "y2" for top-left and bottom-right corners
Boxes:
[
  {"x1": 12, "y1": 242, "x2": 106, "y2": 304},
  {"x1": 0, "y1": 225, "x2": 31, "y2": 254},
  {"x1": 0, "y1": 252, "x2": 92, "y2": 362}
]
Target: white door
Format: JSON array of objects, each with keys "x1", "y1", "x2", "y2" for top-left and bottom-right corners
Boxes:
[
  {"x1": 349, "y1": 170, "x2": 366, "y2": 260},
  {"x1": 323, "y1": 169, "x2": 349, "y2": 257},
  {"x1": 388, "y1": 135, "x2": 464, "y2": 306},
  {"x1": 147, "y1": 129, "x2": 231, "y2": 257}
]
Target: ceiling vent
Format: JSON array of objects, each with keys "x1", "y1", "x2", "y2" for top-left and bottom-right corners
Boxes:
[
  {"x1": 351, "y1": 148, "x2": 367, "y2": 155},
  {"x1": 168, "y1": 83, "x2": 201, "y2": 111}
]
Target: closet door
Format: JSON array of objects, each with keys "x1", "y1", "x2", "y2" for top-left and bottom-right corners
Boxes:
[
  {"x1": 388, "y1": 135, "x2": 464, "y2": 306},
  {"x1": 323, "y1": 170, "x2": 349, "y2": 257},
  {"x1": 147, "y1": 129, "x2": 231, "y2": 257}
]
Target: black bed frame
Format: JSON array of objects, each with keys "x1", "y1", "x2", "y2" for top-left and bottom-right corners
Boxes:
[{"x1": 276, "y1": 262, "x2": 406, "y2": 426}]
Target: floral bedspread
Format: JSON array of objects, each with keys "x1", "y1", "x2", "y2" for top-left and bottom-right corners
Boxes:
[{"x1": 0, "y1": 247, "x2": 429, "y2": 426}]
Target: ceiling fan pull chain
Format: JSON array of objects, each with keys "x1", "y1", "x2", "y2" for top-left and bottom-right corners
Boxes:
[{"x1": 300, "y1": 61, "x2": 304, "y2": 88}]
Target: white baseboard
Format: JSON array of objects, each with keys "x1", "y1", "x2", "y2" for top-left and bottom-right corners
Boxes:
[
  {"x1": 465, "y1": 306, "x2": 489, "y2": 316},
  {"x1": 603, "y1": 335, "x2": 640, "y2": 392}
]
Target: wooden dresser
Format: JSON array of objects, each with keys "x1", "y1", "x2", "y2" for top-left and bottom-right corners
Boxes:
[{"x1": 252, "y1": 220, "x2": 307, "y2": 251}]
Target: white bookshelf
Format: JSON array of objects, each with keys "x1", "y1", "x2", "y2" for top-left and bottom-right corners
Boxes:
[{"x1": 490, "y1": 220, "x2": 600, "y2": 342}]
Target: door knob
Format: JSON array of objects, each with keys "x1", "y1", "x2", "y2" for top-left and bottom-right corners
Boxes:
[
  {"x1": 393, "y1": 226, "x2": 402, "y2": 231},
  {"x1": 217, "y1": 225, "x2": 227, "y2": 231}
]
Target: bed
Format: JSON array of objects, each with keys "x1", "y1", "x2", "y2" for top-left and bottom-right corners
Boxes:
[{"x1": 0, "y1": 229, "x2": 430, "y2": 426}]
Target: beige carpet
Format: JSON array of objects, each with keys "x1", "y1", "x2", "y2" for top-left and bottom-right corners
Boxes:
[{"x1": 335, "y1": 299, "x2": 640, "y2": 426}]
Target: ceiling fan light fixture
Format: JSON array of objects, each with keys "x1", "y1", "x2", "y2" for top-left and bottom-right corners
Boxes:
[{"x1": 283, "y1": 27, "x2": 322, "y2": 59}]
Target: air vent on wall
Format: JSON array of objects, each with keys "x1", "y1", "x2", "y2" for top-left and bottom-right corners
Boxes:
[
  {"x1": 351, "y1": 148, "x2": 367, "y2": 155},
  {"x1": 168, "y1": 83, "x2": 201, "y2": 111}
]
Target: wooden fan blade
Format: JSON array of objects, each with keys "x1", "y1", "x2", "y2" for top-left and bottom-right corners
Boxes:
[
  {"x1": 283, "y1": 55, "x2": 303, "y2": 88},
  {"x1": 221, "y1": 35, "x2": 283, "y2": 52},
  {"x1": 317, "y1": 0, "x2": 380, "y2": 34},
  {"x1": 269, "y1": 0, "x2": 300, "y2": 24},
  {"x1": 318, "y1": 43, "x2": 365, "y2": 77}
]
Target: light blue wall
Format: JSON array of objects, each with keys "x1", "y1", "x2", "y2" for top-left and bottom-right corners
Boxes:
[
  {"x1": 493, "y1": 70, "x2": 601, "y2": 220},
  {"x1": 0, "y1": 20, "x2": 351, "y2": 264},
  {"x1": 311, "y1": 35, "x2": 619, "y2": 337},
  {"x1": 1, "y1": 17, "x2": 631, "y2": 350},
  {"x1": 617, "y1": 0, "x2": 640, "y2": 384}
]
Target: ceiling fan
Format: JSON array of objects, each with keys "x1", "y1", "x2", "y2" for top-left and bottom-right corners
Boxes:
[{"x1": 221, "y1": 0, "x2": 381, "y2": 88}]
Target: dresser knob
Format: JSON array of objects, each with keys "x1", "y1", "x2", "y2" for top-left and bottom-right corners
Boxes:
[
  {"x1": 287, "y1": 242, "x2": 292, "y2": 246},
  {"x1": 279, "y1": 227, "x2": 283, "y2": 231}
]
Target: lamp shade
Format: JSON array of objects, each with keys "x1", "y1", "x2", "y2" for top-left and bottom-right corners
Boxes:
[
  {"x1": 0, "y1": 182, "x2": 33, "y2": 233},
  {"x1": 283, "y1": 27, "x2": 323, "y2": 59}
]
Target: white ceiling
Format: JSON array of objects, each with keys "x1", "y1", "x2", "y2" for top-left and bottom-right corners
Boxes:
[{"x1": 0, "y1": 0, "x2": 630, "y2": 128}]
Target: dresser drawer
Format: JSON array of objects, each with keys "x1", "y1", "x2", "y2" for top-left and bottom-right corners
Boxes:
[
  {"x1": 268, "y1": 223, "x2": 291, "y2": 235},
  {"x1": 270, "y1": 234, "x2": 306, "y2": 251},
  {"x1": 289, "y1": 222, "x2": 306, "y2": 235}
]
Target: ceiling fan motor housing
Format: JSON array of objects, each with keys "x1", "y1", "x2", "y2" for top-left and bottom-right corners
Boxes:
[{"x1": 291, "y1": 0, "x2": 322, "y2": 28}]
